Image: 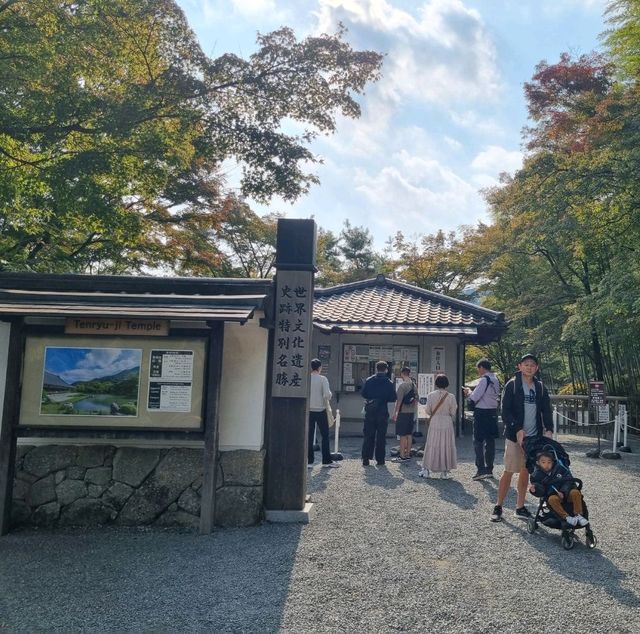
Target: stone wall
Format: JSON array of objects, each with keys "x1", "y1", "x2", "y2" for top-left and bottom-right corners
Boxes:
[{"x1": 11, "y1": 445, "x2": 265, "y2": 529}]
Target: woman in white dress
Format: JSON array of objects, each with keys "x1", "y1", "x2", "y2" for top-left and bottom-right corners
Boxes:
[{"x1": 420, "y1": 374, "x2": 458, "y2": 479}]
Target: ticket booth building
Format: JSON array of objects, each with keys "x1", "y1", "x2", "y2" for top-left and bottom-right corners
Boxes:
[{"x1": 311, "y1": 275, "x2": 507, "y2": 433}]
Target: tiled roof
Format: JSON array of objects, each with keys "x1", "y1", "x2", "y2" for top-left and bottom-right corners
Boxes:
[{"x1": 313, "y1": 275, "x2": 505, "y2": 340}]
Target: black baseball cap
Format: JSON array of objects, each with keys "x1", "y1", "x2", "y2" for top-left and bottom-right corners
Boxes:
[{"x1": 520, "y1": 353, "x2": 539, "y2": 364}]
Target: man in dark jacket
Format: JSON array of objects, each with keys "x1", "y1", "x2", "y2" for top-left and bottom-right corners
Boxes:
[
  {"x1": 490, "y1": 353, "x2": 554, "y2": 522},
  {"x1": 361, "y1": 360, "x2": 397, "y2": 466}
]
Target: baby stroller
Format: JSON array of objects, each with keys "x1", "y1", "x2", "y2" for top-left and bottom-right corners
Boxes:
[{"x1": 524, "y1": 437, "x2": 597, "y2": 550}]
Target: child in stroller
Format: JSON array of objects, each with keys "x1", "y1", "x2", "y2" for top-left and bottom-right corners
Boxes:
[{"x1": 524, "y1": 437, "x2": 597, "y2": 549}]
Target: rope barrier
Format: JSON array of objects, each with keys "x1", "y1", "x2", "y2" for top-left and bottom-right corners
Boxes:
[{"x1": 555, "y1": 411, "x2": 616, "y2": 425}]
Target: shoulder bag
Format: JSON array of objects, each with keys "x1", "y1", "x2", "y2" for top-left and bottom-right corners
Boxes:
[
  {"x1": 325, "y1": 397, "x2": 335, "y2": 427},
  {"x1": 430, "y1": 391, "x2": 449, "y2": 418}
]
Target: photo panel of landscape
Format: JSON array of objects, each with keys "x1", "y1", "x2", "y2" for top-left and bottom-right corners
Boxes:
[{"x1": 40, "y1": 347, "x2": 142, "y2": 417}]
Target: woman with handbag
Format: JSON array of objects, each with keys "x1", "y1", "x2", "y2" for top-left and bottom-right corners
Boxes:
[{"x1": 419, "y1": 374, "x2": 458, "y2": 479}]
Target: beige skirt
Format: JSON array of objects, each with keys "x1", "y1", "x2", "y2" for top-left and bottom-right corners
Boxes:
[{"x1": 422, "y1": 414, "x2": 457, "y2": 472}]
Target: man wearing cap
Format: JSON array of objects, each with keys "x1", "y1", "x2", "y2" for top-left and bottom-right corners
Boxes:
[{"x1": 490, "y1": 353, "x2": 553, "y2": 522}]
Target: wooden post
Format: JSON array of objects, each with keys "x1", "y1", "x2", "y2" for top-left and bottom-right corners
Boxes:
[
  {"x1": 199, "y1": 321, "x2": 224, "y2": 535},
  {"x1": 456, "y1": 341, "x2": 465, "y2": 437},
  {"x1": 264, "y1": 219, "x2": 316, "y2": 513},
  {"x1": 0, "y1": 319, "x2": 23, "y2": 536}
]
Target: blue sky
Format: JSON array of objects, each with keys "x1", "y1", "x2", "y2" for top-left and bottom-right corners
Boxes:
[
  {"x1": 44, "y1": 348, "x2": 142, "y2": 383},
  {"x1": 177, "y1": 0, "x2": 607, "y2": 247}
]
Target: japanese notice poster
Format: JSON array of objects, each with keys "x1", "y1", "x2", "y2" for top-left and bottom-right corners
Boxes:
[
  {"x1": 417, "y1": 373, "x2": 435, "y2": 419},
  {"x1": 148, "y1": 350, "x2": 194, "y2": 412},
  {"x1": 431, "y1": 345, "x2": 445, "y2": 373},
  {"x1": 272, "y1": 270, "x2": 313, "y2": 397}
]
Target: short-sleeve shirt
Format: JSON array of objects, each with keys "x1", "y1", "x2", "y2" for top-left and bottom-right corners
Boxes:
[
  {"x1": 396, "y1": 379, "x2": 417, "y2": 414},
  {"x1": 522, "y1": 382, "x2": 537, "y2": 437}
]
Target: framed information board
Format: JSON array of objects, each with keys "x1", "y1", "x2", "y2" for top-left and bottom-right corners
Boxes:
[
  {"x1": 341, "y1": 344, "x2": 419, "y2": 391},
  {"x1": 19, "y1": 335, "x2": 206, "y2": 430}
]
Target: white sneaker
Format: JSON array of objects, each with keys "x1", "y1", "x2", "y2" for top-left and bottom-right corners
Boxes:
[
  {"x1": 565, "y1": 515, "x2": 579, "y2": 527},
  {"x1": 321, "y1": 462, "x2": 339, "y2": 468},
  {"x1": 440, "y1": 471, "x2": 453, "y2": 479},
  {"x1": 577, "y1": 514, "x2": 589, "y2": 527},
  {"x1": 418, "y1": 468, "x2": 430, "y2": 478},
  {"x1": 307, "y1": 464, "x2": 313, "y2": 469}
]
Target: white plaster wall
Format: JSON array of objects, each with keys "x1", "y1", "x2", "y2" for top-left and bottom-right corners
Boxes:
[
  {"x1": 218, "y1": 315, "x2": 269, "y2": 450},
  {"x1": 0, "y1": 322, "x2": 10, "y2": 419}
]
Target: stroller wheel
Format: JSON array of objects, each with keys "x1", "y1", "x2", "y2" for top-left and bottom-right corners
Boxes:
[
  {"x1": 586, "y1": 531, "x2": 598, "y2": 549},
  {"x1": 561, "y1": 531, "x2": 575, "y2": 550},
  {"x1": 526, "y1": 517, "x2": 537, "y2": 534}
]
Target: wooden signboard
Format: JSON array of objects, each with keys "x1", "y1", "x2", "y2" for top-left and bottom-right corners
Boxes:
[
  {"x1": 271, "y1": 270, "x2": 313, "y2": 398},
  {"x1": 65, "y1": 318, "x2": 169, "y2": 336}
]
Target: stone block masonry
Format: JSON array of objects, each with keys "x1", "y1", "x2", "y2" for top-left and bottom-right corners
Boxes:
[{"x1": 11, "y1": 446, "x2": 265, "y2": 530}]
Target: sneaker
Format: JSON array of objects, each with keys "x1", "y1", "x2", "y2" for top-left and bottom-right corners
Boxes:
[
  {"x1": 441, "y1": 471, "x2": 453, "y2": 479},
  {"x1": 565, "y1": 515, "x2": 579, "y2": 527},
  {"x1": 514, "y1": 506, "x2": 533, "y2": 520},
  {"x1": 472, "y1": 471, "x2": 484, "y2": 481},
  {"x1": 307, "y1": 463, "x2": 313, "y2": 469},
  {"x1": 392, "y1": 456, "x2": 407, "y2": 463},
  {"x1": 482, "y1": 470, "x2": 494, "y2": 479},
  {"x1": 418, "y1": 468, "x2": 430, "y2": 478},
  {"x1": 576, "y1": 514, "x2": 589, "y2": 527},
  {"x1": 321, "y1": 462, "x2": 339, "y2": 468},
  {"x1": 362, "y1": 459, "x2": 370, "y2": 466},
  {"x1": 376, "y1": 460, "x2": 385, "y2": 466},
  {"x1": 490, "y1": 505, "x2": 503, "y2": 522}
]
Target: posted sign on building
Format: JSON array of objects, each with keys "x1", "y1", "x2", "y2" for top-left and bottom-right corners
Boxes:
[{"x1": 271, "y1": 271, "x2": 313, "y2": 398}]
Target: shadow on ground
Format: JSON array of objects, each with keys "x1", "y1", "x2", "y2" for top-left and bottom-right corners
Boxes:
[{"x1": 0, "y1": 524, "x2": 302, "y2": 632}]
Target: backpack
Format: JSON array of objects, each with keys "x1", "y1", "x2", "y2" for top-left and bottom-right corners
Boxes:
[
  {"x1": 402, "y1": 385, "x2": 416, "y2": 405},
  {"x1": 467, "y1": 375, "x2": 500, "y2": 411}
]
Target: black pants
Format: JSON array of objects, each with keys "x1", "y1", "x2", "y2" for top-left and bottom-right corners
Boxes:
[
  {"x1": 473, "y1": 438, "x2": 495, "y2": 473},
  {"x1": 473, "y1": 409, "x2": 498, "y2": 473},
  {"x1": 308, "y1": 410, "x2": 332, "y2": 464},
  {"x1": 362, "y1": 414, "x2": 389, "y2": 463}
]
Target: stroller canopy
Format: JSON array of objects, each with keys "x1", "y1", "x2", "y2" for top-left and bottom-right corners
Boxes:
[{"x1": 525, "y1": 436, "x2": 571, "y2": 473}]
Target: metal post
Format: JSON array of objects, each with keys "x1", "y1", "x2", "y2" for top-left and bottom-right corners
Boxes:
[
  {"x1": 623, "y1": 406, "x2": 628, "y2": 448},
  {"x1": 553, "y1": 406, "x2": 558, "y2": 437},
  {"x1": 334, "y1": 409, "x2": 341, "y2": 454},
  {"x1": 612, "y1": 413, "x2": 619, "y2": 453}
]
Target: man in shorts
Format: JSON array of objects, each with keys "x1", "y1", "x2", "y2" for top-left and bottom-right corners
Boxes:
[
  {"x1": 391, "y1": 367, "x2": 417, "y2": 463},
  {"x1": 490, "y1": 353, "x2": 553, "y2": 522}
]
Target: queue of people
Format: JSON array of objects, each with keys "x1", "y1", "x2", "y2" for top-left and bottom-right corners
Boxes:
[{"x1": 308, "y1": 353, "x2": 557, "y2": 523}]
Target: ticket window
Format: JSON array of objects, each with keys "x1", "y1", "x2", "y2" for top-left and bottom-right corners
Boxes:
[{"x1": 341, "y1": 344, "x2": 418, "y2": 392}]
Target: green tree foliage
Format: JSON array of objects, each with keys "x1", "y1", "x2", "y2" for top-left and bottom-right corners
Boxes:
[
  {"x1": 0, "y1": 0, "x2": 382, "y2": 273},
  {"x1": 470, "y1": 2, "x2": 640, "y2": 397},
  {"x1": 389, "y1": 227, "x2": 488, "y2": 300}
]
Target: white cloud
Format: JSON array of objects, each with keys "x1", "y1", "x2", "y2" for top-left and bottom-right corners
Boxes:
[
  {"x1": 352, "y1": 150, "x2": 483, "y2": 236},
  {"x1": 316, "y1": 0, "x2": 502, "y2": 105},
  {"x1": 470, "y1": 144, "x2": 522, "y2": 187},
  {"x1": 60, "y1": 349, "x2": 141, "y2": 383},
  {"x1": 471, "y1": 144, "x2": 522, "y2": 173}
]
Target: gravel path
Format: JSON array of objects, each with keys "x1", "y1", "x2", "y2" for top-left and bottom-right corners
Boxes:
[{"x1": 1, "y1": 433, "x2": 639, "y2": 633}]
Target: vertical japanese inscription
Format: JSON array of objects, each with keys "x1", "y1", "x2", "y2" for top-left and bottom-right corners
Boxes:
[{"x1": 272, "y1": 271, "x2": 313, "y2": 397}]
